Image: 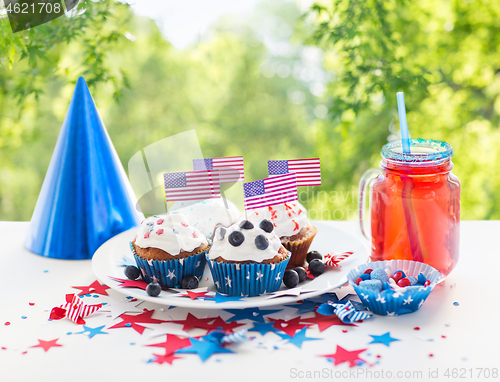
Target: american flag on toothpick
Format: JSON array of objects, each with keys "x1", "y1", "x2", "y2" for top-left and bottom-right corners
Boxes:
[
  {"x1": 163, "y1": 170, "x2": 220, "y2": 202},
  {"x1": 268, "y1": 158, "x2": 321, "y2": 186},
  {"x1": 243, "y1": 173, "x2": 297, "y2": 210},
  {"x1": 193, "y1": 156, "x2": 244, "y2": 183}
]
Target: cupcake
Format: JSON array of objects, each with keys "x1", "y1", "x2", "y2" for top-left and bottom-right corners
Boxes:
[
  {"x1": 248, "y1": 202, "x2": 317, "y2": 268},
  {"x1": 347, "y1": 260, "x2": 441, "y2": 316},
  {"x1": 206, "y1": 218, "x2": 290, "y2": 296},
  {"x1": 131, "y1": 213, "x2": 210, "y2": 288},
  {"x1": 170, "y1": 198, "x2": 241, "y2": 239}
]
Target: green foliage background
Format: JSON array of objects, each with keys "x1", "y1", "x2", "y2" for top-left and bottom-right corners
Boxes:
[{"x1": 0, "y1": 0, "x2": 499, "y2": 221}]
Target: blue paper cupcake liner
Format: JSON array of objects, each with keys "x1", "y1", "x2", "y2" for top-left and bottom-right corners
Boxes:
[
  {"x1": 130, "y1": 242, "x2": 208, "y2": 288},
  {"x1": 206, "y1": 255, "x2": 290, "y2": 297},
  {"x1": 347, "y1": 260, "x2": 441, "y2": 316}
]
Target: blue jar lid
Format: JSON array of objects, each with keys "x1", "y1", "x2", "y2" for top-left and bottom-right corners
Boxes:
[{"x1": 382, "y1": 138, "x2": 453, "y2": 163}]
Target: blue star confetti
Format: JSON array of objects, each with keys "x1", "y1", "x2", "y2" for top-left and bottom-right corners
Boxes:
[
  {"x1": 284, "y1": 300, "x2": 318, "y2": 314},
  {"x1": 248, "y1": 322, "x2": 282, "y2": 336},
  {"x1": 75, "y1": 325, "x2": 108, "y2": 339},
  {"x1": 175, "y1": 338, "x2": 234, "y2": 362},
  {"x1": 204, "y1": 293, "x2": 245, "y2": 303},
  {"x1": 224, "y1": 308, "x2": 280, "y2": 323},
  {"x1": 277, "y1": 327, "x2": 322, "y2": 348},
  {"x1": 369, "y1": 332, "x2": 400, "y2": 347}
]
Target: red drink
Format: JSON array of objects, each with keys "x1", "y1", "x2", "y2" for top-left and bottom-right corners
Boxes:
[{"x1": 359, "y1": 139, "x2": 460, "y2": 279}]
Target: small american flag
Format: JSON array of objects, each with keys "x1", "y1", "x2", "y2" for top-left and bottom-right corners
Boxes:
[
  {"x1": 193, "y1": 156, "x2": 244, "y2": 183},
  {"x1": 243, "y1": 173, "x2": 297, "y2": 210},
  {"x1": 268, "y1": 158, "x2": 321, "y2": 186},
  {"x1": 163, "y1": 170, "x2": 220, "y2": 202}
]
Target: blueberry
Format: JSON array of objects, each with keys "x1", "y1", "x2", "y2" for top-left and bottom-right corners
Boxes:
[
  {"x1": 239, "y1": 220, "x2": 254, "y2": 230},
  {"x1": 259, "y1": 219, "x2": 274, "y2": 233},
  {"x1": 146, "y1": 282, "x2": 161, "y2": 297},
  {"x1": 306, "y1": 251, "x2": 322, "y2": 263},
  {"x1": 228, "y1": 231, "x2": 245, "y2": 246},
  {"x1": 254, "y1": 235, "x2": 269, "y2": 250},
  {"x1": 293, "y1": 267, "x2": 307, "y2": 283},
  {"x1": 216, "y1": 227, "x2": 226, "y2": 241},
  {"x1": 124, "y1": 265, "x2": 140, "y2": 280},
  {"x1": 181, "y1": 275, "x2": 199, "y2": 289},
  {"x1": 308, "y1": 259, "x2": 325, "y2": 277},
  {"x1": 283, "y1": 270, "x2": 299, "y2": 288}
]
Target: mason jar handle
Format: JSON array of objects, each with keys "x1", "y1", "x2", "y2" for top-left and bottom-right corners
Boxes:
[{"x1": 358, "y1": 168, "x2": 381, "y2": 241}]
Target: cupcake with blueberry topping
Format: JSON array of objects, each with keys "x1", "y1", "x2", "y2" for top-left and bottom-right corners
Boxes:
[
  {"x1": 131, "y1": 213, "x2": 210, "y2": 288},
  {"x1": 248, "y1": 202, "x2": 317, "y2": 268},
  {"x1": 206, "y1": 218, "x2": 290, "y2": 296}
]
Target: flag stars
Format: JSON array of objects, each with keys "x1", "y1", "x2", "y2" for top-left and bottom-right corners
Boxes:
[
  {"x1": 403, "y1": 296, "x2": 414, "y2": 305},
  {"x1": 376, "y1": 295, "x2": 386, "y2": 304},
  {"x1": 256, "y1": 271, "x2": 264, "y2": 281},
  {"x1": 167, "y1": 270, "x2": 176, "y2": 280},
  {"x1": 225, "y1": 276, "x2": 232, "y2": 287}
]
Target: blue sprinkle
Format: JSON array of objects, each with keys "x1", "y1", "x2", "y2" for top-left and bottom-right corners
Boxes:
[
  {"x1": 92, "y1": 295, "x2": 99, "y2": 298},
  {"x1": 125, "y1": 323, "x2": 132, "y2": 327},
  {"x1": 130, "y1": 342, "x2": 135, "y2": 346},
  {"x1": 102, "y1": 302, "x2": 108, "y2": 305},
  {"x1": 67, "y1": 332, "x2": 72, "y2": 335},
  {"x1": 21, "y1": 316, "x2": 27, "y2": 319},
  {"x1": 453, "y1": 302, "x2": 459, "y2": 306},
  {"x1": 85, "y1": 294, "x2": 91, "y2": 297},
  {"x1": 126, "y1": 296, "x2": 133, "y2": 299},
  {"x1": 43, "y1": 270, "x2": 48, "y2": 273},
  {"x1": 78, "y1": 295, "x2": 84, "y2": 298},
  {"x1": 172, "y1": 228, "x2": 179, "y2": 234}
]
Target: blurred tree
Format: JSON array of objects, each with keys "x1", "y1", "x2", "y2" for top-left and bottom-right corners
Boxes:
[{"x1": 307, "y1": 0, "x2": 500, "y2": 219}]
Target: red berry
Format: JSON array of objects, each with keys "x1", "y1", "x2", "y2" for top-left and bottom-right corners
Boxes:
[
  {"x1": 397, "y1": 278, "x2": 411, "y2": 287},
  {"x1": 424, "y1": 280, "x2": 431, "y2": 287},
  {"x1": 355, "y1": 277, "x2": 363, "y2": 285},
  {"x1": 363, "y1": 269, "x2": 373, "y2": 275},
  {"x1": 392, "y1": 271, "x2": 403, "y2": 283}
]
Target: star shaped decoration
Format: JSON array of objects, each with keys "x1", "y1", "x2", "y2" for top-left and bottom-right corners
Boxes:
[
  {"x1": 209, "y1": 317, "x2": 246, "y2": 333},
  {"x1": 403, "y1": 296, "x2": 414, "y2": 305},
  {"x1": 275, "y1": 272, "x2": 282, "y2": 281},
  {"x1": 30, "y1": 339, "x2": 63, "y2": 352},
  {"x1": 376, "y1": 295, "x2": 386, "y2": 304},
  {"x1": 268, "y1": 287, "x2": 302, "y2": 298},
  {"x1": 300, "y1": 312, "x2": 357, "y2": 332},
  {"x1": 307, "y1": 293, "x2": 339, "y2": 305},
  {"x1": 369, "y1": 332, "x2": 400, "y2": 347},
  {"x1": 150, "y1": 352, "x2": 183, "y2": 365},
  {"x1": 109, "y1": 276, "x2": 149, "y2": 291},
  {"x1": 179, "y1": 290, "x2": 212, "y2": 300},
  {"x1": 277, "y1": 327, "x2": 322, "y2": 348},
  {"x1": 256, "y1": 271, "x2": 264, "y2": 281},
  {"x1": 100, "y1": 299, "x2": 144, "y2": 319},
  {"x1": 333, "y1": 284, "x2": 356, "y2": 300},
  {"x1": 225, "y1": 276, "x2": 232, "y2": 287},
  {"x1": 248, "y1": 322, "x2": 282, "y2": 336},
  {"x1": 108, "y1": 309, "x2": 168, "y2": 334},
  {"x1": 204, "y1": 293, "x2": 245, "y2": 303},
  {"x1": 167, "y1": 313, "x2": 216, "y2": 331},
  {"x1": 146, "y1": 334, "x2": 191, "y2": 353},
  {"x1": 224, "y1": 308, "x2": 281, "y2": 324},
  {"x1": 268, "y1": 317, "x2": 311, "y2": 337},
  {"x1": 284, "y1": 300, "x2": 319, "y2": 314},
  {"x1": 72, "y1": 280, "x2": 110, "y2": 296},
  {"x1": 175, "y1": 338, "x2": 234, "y2": 362},
  {"x1": 167, "y1": 269, "x2": 176, "y2": 280},
  {"x1": 320, "y1": 345, "x2": 367, "y2": 367},
  {"x1": 75, "y1": 325, "x2": 108, "y2": 339}
]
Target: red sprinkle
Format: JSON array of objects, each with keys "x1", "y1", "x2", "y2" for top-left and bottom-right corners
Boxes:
[
  {"x1": 342, "y1": 330, "x2": 348, "y2": 333},
  {"x1": 376, "y1": 355, "x2": 381, "y2": 358},
  {"x1": 397, "y1": 278, "x2": 412, "y2": 287},
  {"x1": 414, "y1": 327, "x2": 420, "y2": 330},
  {"x1": 363, "y1": 269, "x2": 373, "y2": 275},
  {"x1": 1, "y1": 347, "x2": 6, "y2": 350},
  {"x1": 29, "y1": 302, "x2": 35, "y2": 306},
  {"x1": 21, "y1": 351, "x2": 27, "y2": 355},
  {"x1": 144, "y1": 232, "x2": 150, "y2": 239},
  {"x1": 192, "y1": 231, "x2": 198, "y2": 238},
  {"x1": 355, "y1": 277, "x2": 363, "y2": 285},
  {"x1": 181, "y1": 222, "x2": 188, "y2": 227},
  {"x1": 4, "y1": 322, "x2": 10, "y2": 326},
  {"x1": 424, "y1": 280, "x2": 431, "y2": 287},
  {"x1": 441, "y1": 335, "x2": 446, "y2": 338},
  {"x1": 156, "y1": 229, "x2": 164, "y2": 235},
  {"x1": 157, "y1": 219, "x2": 164, "y2": 225},
  {"x1": 429, "y1": 354, "x2": 434, "y2": 357}
]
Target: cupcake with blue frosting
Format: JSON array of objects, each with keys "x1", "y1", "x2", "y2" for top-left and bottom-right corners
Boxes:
[{"x1": 206, "y1": 218, "x2": 290, "y2": 296}]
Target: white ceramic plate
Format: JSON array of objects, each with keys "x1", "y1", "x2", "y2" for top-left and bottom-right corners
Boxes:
[{"x1": 92, "y1": 221, "x2": 368, "y2": 309}]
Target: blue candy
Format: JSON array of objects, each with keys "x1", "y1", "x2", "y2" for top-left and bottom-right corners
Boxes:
[
  {"x1": 358, "y1": 279, "x2": 383, "y2": 292},
  {"x1": 408, "y1": 276, "x2": 418, "y2": 286},
  {"x1": 370, "y1": 268, "x2": 389, "y2": 283},
  {"x1": 417, "y1": 273, "x2": 427, "y2": 285},
  {"x1": 360, "y1": 273, "x2": 370, "y2": 281},
  {"x1": 382, "y1": 281, "x2": 391, "y2": 290}
]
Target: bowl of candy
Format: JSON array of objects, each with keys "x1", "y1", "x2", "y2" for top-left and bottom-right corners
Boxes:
[{"x1": 347, "y1": 260, "x2": 441, "y2": 316}]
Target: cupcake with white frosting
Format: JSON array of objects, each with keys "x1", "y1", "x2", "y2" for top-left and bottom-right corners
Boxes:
[
  {"x1": 206, "y1": 218, "x2": 290, "y2": 296},
  {"x1": 248, "y1": 202, "x2": 317, "y2": 268},
  {"x1": 170, "y1": 198, "x2": 241, "y2": 239},
  {"x1": 131, "y1": 213, "x2": 210, "y2": 288}
]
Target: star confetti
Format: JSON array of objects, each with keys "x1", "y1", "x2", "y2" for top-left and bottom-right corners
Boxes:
[
  {"x1": 30, "y1": 339, "x2": 63, "y2": 352},
  {"x1": 75, "y1": 325, "x2": 108, "y2": 339},
  {"x1": 49, "y1": 294, "x2": 102, "y2": 325},
  {"x1": 300, "y1": 312, "x2": 357, "y2": 332},
  {"x1": 248, "y1": 322, "x2": 283, "y2": 336},
  {"x1": 320, "y1": 345, "x2": 367, "y2": 367},
  {"x1": 109, "y1": 276, "x2": 149, "y2": 291},
  {"x1": 99, "y1": 298, "x2": 144, "y2": 320},
  {"x1": 268, "y1": 317, "x2": 311, "y2": 337},
  {"x1": 224, "y1": 308, "x2": 281, "y2": 323},
  {"x1": 284, "y1": 300, "x2": 319, "y2": 314},
  {"x1": 277, "y1": 327, "x2": 322, "y2": 348},
  {"x1": 175, "y1": 338, "x2": 234, "y2": 362},
  {"x1": 204, "y1": 293, "x2": 245, "y2": 303},
  {"x1": 167, "y1": 313, "x2": 244, "y2": 333},
  {"x1": 333, "y1": 284, "x2": 356, "y2": 300},
  {"x1": 150, "y1": 352, "x2": 183, "y2": 365},
  {"x1": 178, "y1": 290, "x2": 213, "y2": 300},
  {"x1": 108, "y1": 309, "x2": 168, "y2": 334},
  {"x1": 146, "y1": 334, "x2": 191, "y2": 353},
  {"x1": 72, "y1": 280, "x2": 110, "y2": 296},
  {"x1": 369, "y1": 332, "x2": 400, "y2": 347}
]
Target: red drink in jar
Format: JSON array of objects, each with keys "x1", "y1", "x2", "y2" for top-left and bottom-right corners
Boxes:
[{"x1": 359, "y1": 139, "x2": 460, "y2": 279}]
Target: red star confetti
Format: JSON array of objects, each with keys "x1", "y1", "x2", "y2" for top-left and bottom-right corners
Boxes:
[
  {"x1": 151, "y1": 352, "x2": 183, "y2": 365},
  {"x1": 109, "y1": 276, "x2": 148, "y2": 291},
  {"x1": 320, "y1": 345, "x2": 367, "y2": 367},
  {"x1": 300, "y1": 312, "x2": 357, "y2": 332},
  {"x1": 168, "y1": 313, "x2": 217, "y2": 331},
  {"x1": 72, "y1": 280, "x2": 110, "y2": 296},
  {"x1": 49, "y1": 294, "x2": 102, "y2": 325},
  {"x1": 323, "y1": 252, "x2": 353, "y2": 268},
  {"x1": 209, "y1": 317, "x2": 246, "y2": 333},
  {"x1": 180, "y1": 290, "x2": 212, "y2": 300},
  {"x1": 268, "y1": 317, "x2": 311, "y2": 337},
  {"x1": 146, "y1": 334, "x2": 191, "y2": 353},
  {"x1": 108, "y1": 309, "x2": 168, "y2": 334},
  {"x1": 30, "y1": 339, "x2": 63, "y2": 352}
]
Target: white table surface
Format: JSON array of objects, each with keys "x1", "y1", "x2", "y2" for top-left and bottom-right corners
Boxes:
[{"x1": 0, "y1": 221, "x2": 498, "y2": 382}]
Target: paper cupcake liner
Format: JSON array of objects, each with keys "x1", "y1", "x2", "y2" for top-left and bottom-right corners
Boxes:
[
  {"x1": 130, "y1": 242, "x2": 208, "y2": 288},
  {"x1": 206, "y1": 255, "x2": 290, "y2": 297},
  {"x1": 283, "y1": 225, "x2": 318, "y2": 268},
  {"x1": 347, "y1": 260, "x2": 441, "y2": 316}
]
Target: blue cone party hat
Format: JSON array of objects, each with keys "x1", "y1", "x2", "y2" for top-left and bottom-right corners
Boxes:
[{"x1": 25, "y1": 77, "x2": 143, "y2": 260}]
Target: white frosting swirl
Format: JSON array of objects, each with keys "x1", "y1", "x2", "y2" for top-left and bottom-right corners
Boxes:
[
  {"x1": 247, "y1": 202, "x2": 309, "y2": 238},
  {"x1": 134, "y1": 213, "x2": 208, "y2": 256},
  {"x1": 207, "y1": 219, "x2": 283, "y2": 262},
  {"x1": 170, "y1": 198, "x2": 241, "y2": 238}
]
